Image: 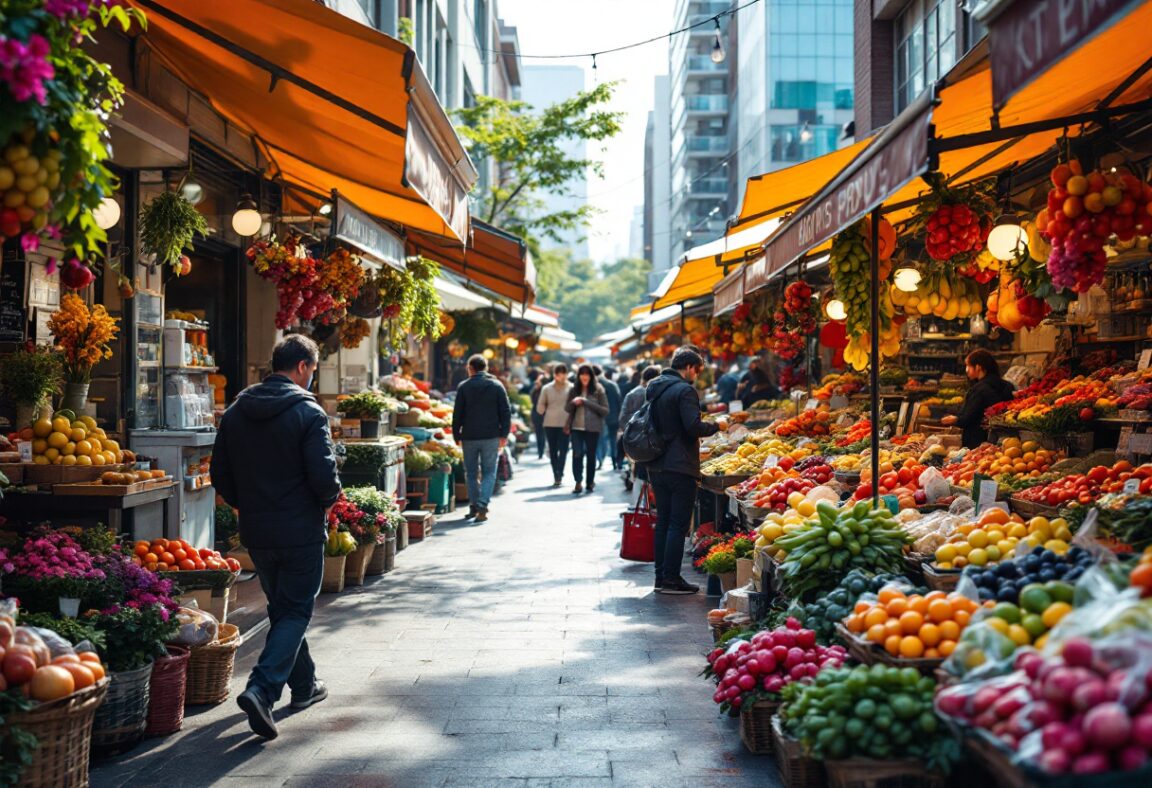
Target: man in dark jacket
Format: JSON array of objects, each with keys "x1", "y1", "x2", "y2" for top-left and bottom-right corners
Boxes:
[
  {"x1": 596, "y1": 366, "x2": 622, "y2": 471},
  {"x1": 211, "y1": 334, "x2": 340, "y2": 740},
  {"x1": 452, "y1": 354, "x2": 511, "y2": 523},
  {"x1": 642, "y1": 346, "x2": 724, "y2": 595}
]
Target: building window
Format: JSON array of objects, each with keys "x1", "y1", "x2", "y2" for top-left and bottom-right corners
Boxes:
[
  {"x1": 356, "y1": 0, "x2": 379, "y2": 27},
  {"x1": 770, "y1": 124, "x2": 841, "y2": 163},
  {"x1": 473, "y1": 0, "x2": 488, "y2": 51},
  {"x1": 894, "y1": 0, "x2": 959, "y2": 112}
]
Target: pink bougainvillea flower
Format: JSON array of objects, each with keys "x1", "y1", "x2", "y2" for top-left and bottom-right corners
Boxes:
[{"x1": 0, "y1": 34, "x2": 56, "y2": 105}]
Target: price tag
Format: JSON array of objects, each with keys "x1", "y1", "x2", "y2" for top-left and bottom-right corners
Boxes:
[
  {"x1": 977, "y1": 479, "x2": 999, "y2": 513},
  {"x1": 830, "y1": 395, "x2": 850, "y2": 409},
  {"x1": 1139, "y1": 349, "x2": 1152, "y2": 370},
  {"x1": 896, "y1": 402, "x2": 910, "y2": 435},
  {"x1": 1130, "y1": 433, "x2": 1152, "y2": 456},
  {"x1": 18, "y1": 440, "x2": 32, "y2": 463},
  {"x1": 1124, "y1": 478, "x2": 1141, "y2": 494},
  {"x1": 804, "y1": 398, "x2": 819, "y2": 410},
  {"x1": 728, "y1": 495, "x2": 740, "y2": 517},
  {"x1": 796, "y1": 437, "x2": 814, "y2": 448},
  {"x1": 837, "y1": 413, "x2": 853, "y2": 426},
  {"x1": 1118, "y1": 426, "x2": 1134, "y2": 455},
  {"x1": 728, "y1": 401, "x2": 744, "y2": 413},
  {"x1": 763, "y1": 455, "x2": 779, "y2": 468}
]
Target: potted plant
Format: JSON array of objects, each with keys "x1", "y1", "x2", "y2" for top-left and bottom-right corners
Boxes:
[
  {"x1": 701, "y1": 542, "x2": 738, "y2": 593},
  {"x1": 322, "y1": 523, "x2": 357, "y2": 593},
  {"x1": 0, "y1": 343, "x2": 63, "y2": 429},
  {"x1": 0, "y1": 529, "x2": 108, "y2": 617},
  {"x1": 328, "y1": 492, "x2": 380, "y2": 587},
  {"x1": 344, "y1": 486, "x2": 403, "y2": 575},
  {"x1": 138, "y1": 189, "x2": 208, "y2": 274},
  {"x1": 47, "y1": 293, "x2": 119, "y2": 413},
  {"x1": 337, "y1": 390, "x2": 390, "y2": 438}
]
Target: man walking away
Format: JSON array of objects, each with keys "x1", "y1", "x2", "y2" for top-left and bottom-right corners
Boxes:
[
  {"x1": 641, "y1": 346, "x2": 725, "y2": 595},
  {"x1": 596, "y1": 366, "x2": 622, "y2": 471},
  {"x1": 529, "y1": 367, "x2": 550, "y2": 460},
  {"x1": 536, "y1": 363, "x2": 572, "y2": 487},
  {"x1": 212, "y1": 335, "x2": 340, "y2": 740},
  {"x1": 452, "y1": 354, "x2": 511, "y2": 523},
  {"x1": 618, "y1": 365, "x2": 661, "y2": 492}
]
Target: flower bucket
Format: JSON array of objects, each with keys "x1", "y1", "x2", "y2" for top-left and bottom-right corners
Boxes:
[
  {"x1": 91, "y1": 659, "x2": 153, "y2": 757},
  {"x1": 321, "y1": 554, "x2": 347, "y2": 593},
  {"x1": 145, "y1": 645, "x2": 190, "y2": 736},
  {"x1": 360, "y1": 418, "x2": 380, "y2": 439},
  {"x1": 718, "y1": 571, "x2": 738, "y2": 594},
  {"x1": 365, "y1": 536, "x2": 395, "y2": 576},
  {"x1": 343, "y1": 543, "x2": 375, "y2": 586},
  {"x1": 59, "y1": 382, "x2": 89, "y2": 415},
  {"x1": 58, "y1": 597, "x2": 80, "y2": 618}
]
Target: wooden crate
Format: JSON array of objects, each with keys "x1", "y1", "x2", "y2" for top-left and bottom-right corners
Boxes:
[
  {"x1": 771, "y1": 715, "x2": 824, "y2": 788},
  {"x1": 824, "y1": 758, "x2": 946, "y2": 788},
  {"x1": 0, "y1": 463, "x2": 24, "y2": 484},
  {"x1": 834, "y1": 623, "x2": 878, "y2": 665},
  {"x1": 404, "y1": 510, "x2": 434, "y2": 540},
  {"x1": 54, "y1": 477, "x2": 174, "y2": 496},
  {"x1": 23, "y1": 463, "x2": 125, "y2": 487},
  {"x1": 921, "y1": 562, "x2": 961, "y2": 592}
]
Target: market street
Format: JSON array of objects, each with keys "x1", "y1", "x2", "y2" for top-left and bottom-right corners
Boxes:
[{"x1": 89, "y1": 456, "x2": 772, "y2": 788}]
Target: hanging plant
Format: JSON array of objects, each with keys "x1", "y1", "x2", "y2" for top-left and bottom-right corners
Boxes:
[
  {"x1": 139, "y1": 190, "x2": 208, "y2": 272},
  {"x1": 401, "y1": 256, "x2": 442, "y2": 339},
  {"x1": 339, "y1": 317, "x2": 371, "y2": 349}
]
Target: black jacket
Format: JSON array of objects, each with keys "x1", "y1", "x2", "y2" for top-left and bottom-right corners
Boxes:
[
  {"x1": 955, "y1": 375, "x2": 1016, "y2": 448},
  {"x1": 641, "y1": 370, "x2": 719, "y2": 478},
  {"x1": 452, "y1": 372, "x2": 511, "y2": 441},
  {"x1": 600, "y1": 377, "x2": 622, "y2": 425},
  {"x1": 211, "y1": 375, "x2": 341, "y2": 549}
]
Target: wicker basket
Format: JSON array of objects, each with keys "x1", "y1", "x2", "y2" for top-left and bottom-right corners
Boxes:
[
  {"x1": 964, "y1": 730, "x2": 1030, "y2": 788},
  {"x1": 365, "y1": 535, "x2": 396, "y2": 575},
  {"x1": 321, "y1": 554, "x2": 347, "y2": 593},
  {"x1": 396, "y1": 410, "x2": 422, "y2": 427},
  {"x1": 921, "y1": 562, "x2": 961, "y2": 592},
  {"x1": 834, "y1": 623, "x2": 878, "y2": 665},
  {"x1": 771, "y1": 714, "x2": 825, "y2": 788},
  {"x1": 185, "y1": 623, "x2": 242, "y2": 706},
  {"x1": 344, "y1": 543, "x2": 375, "y2": 586},
  {"x1": 91, "y1": 659, "x2": 153, "y2": 757},
  {"x1": 3, "y1": 679, "x2": 108, "y2": 788},
  {"x1": 1008, "y1": 495, "x2": 1061, "y2": 519},
  {"x1": 145, "y1": 645, "x2": 190, "y2": 737},
  {"x1": 823, "y1": 758, "x2": 947, "y2": 788},
  {"x1": 738, "y1": 699, "x2": 779, "y2": 754}
]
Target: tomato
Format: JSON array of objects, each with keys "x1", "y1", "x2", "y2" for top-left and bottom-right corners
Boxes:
[
  {"x1": 3, "y1": 647, "x2": 37, "y2": 685},
  {"x1": 897, "y1": 468, "x2": 913, "y2": 485},
  {"x1": 1086, "y1": 466, "x2": 1110, "y2": 485},
  {"x1": 198, "y1": 548, "x2": 214, "y2": 560},
  {"x1": 29, "y1": 665, "x2": 75, "y2": 701}
]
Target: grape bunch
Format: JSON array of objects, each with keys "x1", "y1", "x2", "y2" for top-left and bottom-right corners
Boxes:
[{"x1": 0, "y1": 129, "x2": 62, "y2": 243}]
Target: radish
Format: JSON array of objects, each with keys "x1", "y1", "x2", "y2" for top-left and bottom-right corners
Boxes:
[
  {"x1": 1036, "y1": 749, "x2": 1071, "y2": 774},
  {"x1": 1118, "y1": 745, "x2": 1149, "y2": 771},
  {"x1": 1071, "y1": 680, "x2": 1109, "y2": 712},
  {"x1": 992, "y1": 692, "x2": 1026, "y2": 720},
  {"x1": 1071, "y1": 752, "x2": 1111, "y2": 774},
  {"x1": 1015, "y1": 651, "x2": 1044, "y2": 680},
  {"x1": 1059, "y1": 726, "x2": 1087, "y2": 757},
  {"x1": 1083, "y1": 702, "x2": 1132, "y2": 750},
  {"x1": 1131, "y1": 714, "x2": 1152, "y2": 748},
  {"x1": 1041, "y1": 721, "x2": 1071, "y2": 750},
  {"x1": 1043, "y1": 667, "x2": 1080, "y2": 706},
  {"x1": 973, "y1": 686, "x2": 1003, "y2": 715},
  {"x1": 936, "y1": 688, "x2": 969, "y2": 719},
  {"x1": 1062, "y1": 638, "x2": 1094, "y2": 669},
  {"x1": 737, "y1": 674, "x2": 757, "y2": 691}
]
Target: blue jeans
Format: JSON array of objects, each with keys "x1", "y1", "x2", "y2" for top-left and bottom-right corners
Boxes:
[
  {"x1": 650, "y1": 470, "x2": 698, "y2": 582},
  {"x1": 463, "y1": 438, "x2": 501, "y2": 510},
  {"x1": 247, "y1": 543, "x2": 324, "y2": 706},
  {"x1": 597, "y1": 423, "x2": 619, "y2": 469}
]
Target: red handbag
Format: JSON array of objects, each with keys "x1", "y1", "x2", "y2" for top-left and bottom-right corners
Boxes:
[{"x1": 620, "y1": 482, "x2": 657, "y2": 562}]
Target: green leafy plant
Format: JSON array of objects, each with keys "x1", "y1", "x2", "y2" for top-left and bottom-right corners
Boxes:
[
  {"x1": 138, "y1": 190, "x2": 209, "y2": 272},
  {"x1": 214, "y1": 504, "x2": 238, "y2": 549},
  {"x1": 0, "y1": 690, "x2": 37, "y2": 787},
  {"x1": 701, "y1": 547, "x2": 737, "y2": 576},
  {"x1": 87, "y1": 605, "x2": 177, "y2": 672},
  {"x1": 337, "y1": 390, "x2": 390, "y2": 420},
  {"x1": 17, "y1": 611, "x2": 106, "y2": 651},
  {"x1": 0, "y1": 344, "x2": 62, "y2": 407},
  {"x1": 405, "y1": 448, "x2": 434, "y2": 475}
]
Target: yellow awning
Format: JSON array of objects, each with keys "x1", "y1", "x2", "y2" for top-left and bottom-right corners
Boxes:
[
  {"x1": 653, "y1": 257, "x2": 731, "y2": 310},
  {"x1": 130, "y1": 0, "x2": 476, "y2": 242}
]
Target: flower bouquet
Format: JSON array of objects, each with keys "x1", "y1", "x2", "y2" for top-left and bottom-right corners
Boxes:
[{"x1": 0, "y1": 528, "x2": 108, "y2": 615}]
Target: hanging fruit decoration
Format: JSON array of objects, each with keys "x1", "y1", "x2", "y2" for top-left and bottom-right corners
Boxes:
[
  {"x1": 829, "y1": 217, "x2": 901, "y2": 371},
  {"x1": 1038, "y1": 160, "x2": 1152, "y2": 293},
  {"x1": 913, "y1": 174, "x2": 996, "y2": 264},
  {"x1": 890, "y1": 265, "x2": 984, "y2": 321},
  {"x1": 706, "y1": 304, "x2": 763, "y2": 363}
]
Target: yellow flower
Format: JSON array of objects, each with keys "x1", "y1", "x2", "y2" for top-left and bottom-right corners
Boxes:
[{"x1": 48, "y1": 293, "x2": 119, "y2": 383}]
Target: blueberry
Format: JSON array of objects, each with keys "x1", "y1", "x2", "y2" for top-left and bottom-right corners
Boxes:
[
  {"x1": 997, "y1": 586, "x2": 1018, "y2": 602},
  {"x1": 1038, "y1": 569, "x2": 1056, "y2": 582}
]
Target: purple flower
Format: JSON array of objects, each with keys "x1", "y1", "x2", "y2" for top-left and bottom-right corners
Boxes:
[{"x1": 0, "y1": 34, "x2": 56, "y2": 105}]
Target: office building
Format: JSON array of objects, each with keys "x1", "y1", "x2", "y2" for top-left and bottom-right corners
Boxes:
[{"x1": 643, "y1": 75, "x2": 673, "y2": 291}]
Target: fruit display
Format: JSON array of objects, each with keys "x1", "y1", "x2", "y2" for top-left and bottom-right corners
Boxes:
[
  {"x1": 844, "y1": 585, "x2": 980, "y2": 660},
  {"x1": 780, "y1": 663, "x2": 956, "y2": 767},
  {"x1": 1063, "y1": 492, "x2": 1152, "y2": 551},
  {"x1": 748, "y1": 478, "x2": 816, "y2": 513},
  {"x1": 936, "y1": 634, "x2": 1152, "y2": 776},
  {"x1": 954, "y1": 580, "x2": 1076, "y2": 660},
  {"x1": 701, "y1": 452, "x2": 761, "y2": 477},
  {"x1": 774, "y1": 501, "x2": 913, "y2": 599},
  {"x1": 1130, "y1": 549, "x2": 1152, "y2": 597},
  {"x1": 955, "y1": 249, "x2": 1000, "y2": 283},
  {"x1": 962, "y1": 546, "x2": 1093, "y2": 604},
  {"x1": 29, "y1": 411, "x2": 132, "y2": 467},
  {"x1": 830, "y1": 220, "x2": 902, "y2": 371},
  {"x1": 890, "y1": 266, "x2": 985, "y2": 321},
  {"x1": 704, "y1": 619, "x2": 849, "y2": 712},
  {"x1": 941, "y1": 437, "x2": 1061, "y2": 486},
  {"x1": 836, "y1": 419, "x2": 873, "y2": 447},
  {"x1": 796, "y1": 456, "x2": 834, "y2": 484},
  {"x1": 1039, "y1": 162, "x2": 1152, "y2": 292},
  {"x1": 782, "y1": 280, "x2": 818, "y2": 334},
  {"x1": 0, "y1": 616, "x2": 107, "y2": 699},
  {"x1": 987, "y1": 275, "x2": 1050, "y2": 332},
  {"x1": 772, "y1": 408, "x2": 833, "y2": 438},
  {"x1": 812, "y1": 372, "x2": 866, "y2": 400},
  {"x1": 98, "y1": 470, "x2": 166, "y2": 485},
  {"x1": 1015, "y1": 461, "x2": 1151, "y2": 508},
  {"x1": 130, "y1": 538, "x2": 241, "y2": 573},
  {"x1": 933, "y1": 511, "x2": 1074, "y2": 570},
  {"x1": 923, "y1": 201, "x2": 991, "y2": 262},
  {"x1": 792, "y1": 570, "x2": 924, "y2": 645}
]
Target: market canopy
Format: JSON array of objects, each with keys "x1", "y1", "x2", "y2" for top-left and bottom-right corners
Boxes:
[
  {"x1": 712, "y1": 267, "x2": 745, "y2": 317},
  {"x1": 129, "y1": 0, "x2": 476, "y2": 243},
  {"x1": 408, "y1": 221, "x2": 537, "y2": 306},
  {"x1": 537, "y1": 327, "x2": 582, "y2": 353}
]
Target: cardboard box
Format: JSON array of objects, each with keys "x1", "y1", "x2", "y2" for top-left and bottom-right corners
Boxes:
[{"x1": 178, "y1": 587, "x2": 232, "y2": 623}]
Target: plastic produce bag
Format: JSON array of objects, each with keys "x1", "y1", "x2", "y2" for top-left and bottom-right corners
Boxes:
[
  {"x1": 27, "y1": 626, "x2": 80, "y2": 661},
  {"x1": 168, "y1": 605, "x2": 219, "y2": 647},
  {"x1": 919, "y1": 466, "x2": 953, "y2": 503}
]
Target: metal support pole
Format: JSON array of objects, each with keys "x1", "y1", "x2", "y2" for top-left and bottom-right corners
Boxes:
[{"x1": 869, "y1": 208, "x2": 882, "y2": 507}]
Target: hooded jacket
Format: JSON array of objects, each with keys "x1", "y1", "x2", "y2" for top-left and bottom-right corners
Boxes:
[
  {"x1": 955, "y1": 375, "x2": 1016, "y2": 448},
  {"x1": 641, "y1": 370, "x2": 719, "y2": 478},
  {"x1": 452, "y1": 372, "x2": 511, "y2": 441},
  {"x1": 210, "y1": 375, "x2": 341, "y2": 549}
]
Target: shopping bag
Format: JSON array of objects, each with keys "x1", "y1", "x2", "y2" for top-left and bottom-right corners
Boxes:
[
  {"x1": 496, "y1": 448, "x2": 513, "y2": 482},
  {"x1": 620, "y1": 482, "x2": 656, "y2": 562}
]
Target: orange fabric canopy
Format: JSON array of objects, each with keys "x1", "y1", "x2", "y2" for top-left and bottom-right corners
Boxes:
[
  {"x1": 408, "y1": 222, "x2": 536, "y2": 306},
  {"x1": 129, "y1": 0, "x2": 476, "y2": 242}
]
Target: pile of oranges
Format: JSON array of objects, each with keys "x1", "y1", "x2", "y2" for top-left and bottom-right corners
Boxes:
[
  {"x1": 130, "y1": 538, "x2": 241, "y2": 573},
  {"x1": 942, "y1": 437, "x2": 1061, "y2": 485},
  {"x1": 843, "y1": 586, "x2": 980, "y2": 660}
]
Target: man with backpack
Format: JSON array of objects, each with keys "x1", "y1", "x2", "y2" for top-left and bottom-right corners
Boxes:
[{"x1": 624, "y1": 346, "x2": 725, "y2": 595}]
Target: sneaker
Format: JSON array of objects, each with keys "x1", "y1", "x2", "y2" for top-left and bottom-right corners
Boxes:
[
  {"x1": 237, "y1": 688, "x2": 278, "y2": 739},
  {"x1": 474, "y1": 507, "x2": 489, "y2": 523},
  {"x1": 657, "y1": 578, "x2": 699, "y2": 595},
  {"x1": 573, "y1": 483, "x2": 583, "y2": 494},
  {"x1": 587, "y1": 483, "x2": 595, "y2": 493},
  {"x1": 654, "y1": 576, "x2": 664, "y2": 589},
  {"x1": 465, "y1": 505, "x2": 478, "y2": 520},
  {"x1": 290, "y1": 680, "x2": 328, "y2": 710}
]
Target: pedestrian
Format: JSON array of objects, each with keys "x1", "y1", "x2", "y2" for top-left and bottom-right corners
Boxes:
[
  {"x1": 734, "y1": 357, "x2": 759, "y2": 402},
  {"x1": 941, "y1": 349, "x2": 1016, "y2": 448},
  {"x1": 529, "y1": 367, "x2": 550, "y2": 460},
  {"x1": 211, "y1": 334, "x2": 340, "y2": 740},
  {"x1": 565, "y1": 363, "x2": 609, "y2": 494},
  {"x1": 536, "y1": 363, "x2": 572, "y2": 487},
  {"x1": 596, "y1": 366, "x2": 622, "y2": 471},
  {"x1": 618, "y1": 366, "x2": 637, "y2": 401},
  {"x1": 741, "y1": 363, "x2": 781, "y2": 410},
  {"x1": 641, "y1": 346, "x2": 726, "y2": 595},
  {"x1": 451, "y1": 353, "x2": 512, "y2": 523},
  {"x1": 716, "y1": 364, "x2": 741, "y2": 404},
  {"x1": 618, "y1": 364, "x2": 662, "y2": 492}
]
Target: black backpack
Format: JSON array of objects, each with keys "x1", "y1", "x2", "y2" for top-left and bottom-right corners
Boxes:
[{"x1": 621, "y1": 384, "x2": 678, "y2": 463}]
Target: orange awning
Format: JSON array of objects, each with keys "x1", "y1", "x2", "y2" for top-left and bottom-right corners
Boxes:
[
  {"x1": 130, "y1": 0, "x2": 476, "y2": 242},
  {"x1": 653, "y1": 257, "x2": 731, "y2": 310},
  {"x1": 408, "y1": 222, "x2": 536, "y2": 306}
]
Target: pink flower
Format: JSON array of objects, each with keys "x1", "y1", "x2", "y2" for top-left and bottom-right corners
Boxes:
[
  {"x1": 20, "y1": 232, "x2": 39, "y2": 252},
  {"x1": 0, "y1": 35, "x2": 56, "y2": 105}
]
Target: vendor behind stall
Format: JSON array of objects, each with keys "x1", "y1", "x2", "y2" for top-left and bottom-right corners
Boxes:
[{"x1": 942, "y1": 350, "x2": 1015, "y2": 448}]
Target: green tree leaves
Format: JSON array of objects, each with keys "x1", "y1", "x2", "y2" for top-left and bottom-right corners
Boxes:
[{"x1": 535, "y1": 249, "x2": 650, "y2": 343}]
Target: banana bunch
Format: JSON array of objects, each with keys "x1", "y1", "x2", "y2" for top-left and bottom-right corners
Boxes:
[
  {"x1": 830, "y1": 223, "x2": 894, "y2": 337},
  {"x1": 832, "y1": 455, "x2": 863, "y2": 471},
  {"x1": 890, "y1": 267, "x2": 983, "y2": 321},
  {"x1": 843, "y1": 320, "x2": 901, "y2": 371},
  {"x1": 701, "y1": 454, "x2": 761, "y2": 476},
  {"x1": 1023, "y1": 219, "x2": 1051, "y2": 263}
]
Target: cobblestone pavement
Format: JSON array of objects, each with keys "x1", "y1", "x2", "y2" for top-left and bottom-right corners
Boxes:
[{"x1": 91, "y1": 454, "x2": 777, "y2": 787}]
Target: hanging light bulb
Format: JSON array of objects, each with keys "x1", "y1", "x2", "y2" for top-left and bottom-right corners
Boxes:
[
  {"x1": 987, "y1": 211, "x2": 1027, "y2": 260},
  {"x1": 710, "y1": 18, "x2": 726, "y2": 64},
  {"x1": 970, "y1": 314, "x2": 988, "y2": 336},
  {"x1": 825, "y1": 299, "x2": 847, "y2": 321},
  {"x1": 181, "y1": 179, "x2": 204, "y2": 205},
  {"x1": 318, "y1": 202, "x2": 333, "y2": 216},
  {"x1": 231, "y1": 194, "x2": 262, "y2": 237},
  {"x1": 504, "y1": 337, "x2": 519, "y2": 349},
  {"x1": 799, "y1": 122, "x2": 813, "y2": 143},
  {"x1": 92, "y1": 197, "x2": 121, "y2": 230},
  {"x1": 893, "y1": 267, "x2": 922, "y2": 292}
]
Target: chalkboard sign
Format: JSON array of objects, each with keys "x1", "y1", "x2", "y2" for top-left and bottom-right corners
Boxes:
[{"x1": 0, "y1": 246, "x2": 27, "y2": 342}]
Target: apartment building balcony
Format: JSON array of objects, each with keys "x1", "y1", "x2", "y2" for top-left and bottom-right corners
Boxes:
[
  {"x1": 684, "y1": 95, "x2": 728, "y2": 114},
  {"x1": 687, "y1": 178, "x2": 728, "y2": 196},
  {"x1": 686, "y1": 134, "x2": 729, "y2": 155},
  {"x1": 686, "y1": 55, "x2": 727, "y2": 74}
]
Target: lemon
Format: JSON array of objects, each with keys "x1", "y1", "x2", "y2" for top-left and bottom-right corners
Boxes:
[
  {"x1": 1044, "y1": 539, "x2": 1070, "y2": 555},
  {"x1": 44, "y1": 447, "x2": 59, "y2": 462},
  {"x1": 32, "y1": 438, "x2": 48, "y2": 454},
  {"x1": 51, "y1": 416, "x2": 71, "y2": 433},
  {"x1": 1041, "y1": 602, "x2": 1073, "y2": 629},
  {"x1": 91, "y1": 453, "x2": 106, "y2": 466},
  {"x1": 954, "y1": 542, "x2": 973, "y2": 557},
  {"x1": 61, "y1": 454, "x2": 77, "y2": 466},
  {"x1": 46, "y1": 431, "x2": 68, "y2": 449},
  {"x1": 935, "y1": 544, "x2": 958, "y2": 564},
  {"x1": 32, "y1": 455, "x2": 50, "y2": 465},
  {"x1": 795, "y1": 500, "x2": 816, "y2": 518},
  {"x1": 1053, "y1": 526, "x2": 1072, "y2": 542},
  {"x1": 762, "y1": 523, "x2": 784, "y2": 541},
  {"x1": 62, "y1": 441, "x2": 76, "y2": 456},
  {"x1": 69, "y1": 427, "x2": 86, "y2": 442},
  {"x1": 968, "y1": 529, "x2": 990, "y2": 549},
  {"x1": 986, "y1": 529, "x2": 1005, "y2": 544},
  {"x1": 79, "y1": 415, "x2": 97, "y2": 430},
  {"x1": 985, "y1": 617, "x2": 1010, "y2": 635},
  {"x1": 985, "y1": 545, "x2": 1002, "y2": 562},
  {"x1": 75, "y1": 440, "x2": 93, "y2": 456},
  {"x1": 1007, "y1": 624, "x2": 1032, "y2": 646},
  {"x1": 968, "y1": 548, "x2": 989, "y2": 566},
  {"x1": 32, "y1": 417, "x2": 53, "y2": 438},
  {"x1": 76, "y1": 454, "x2": 92, "y2": 466}
]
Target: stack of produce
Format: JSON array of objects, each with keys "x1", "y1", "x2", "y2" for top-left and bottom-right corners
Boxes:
[
  {"x1": 1015, "y1": 461, "x2": 1151, "y2": 508},
  {"x1": 941, "y1": 437, "x2": 1061, "y2": 486},
  {"x1": 962, "y1": 546, "x2": 1092, "y2": 603},
  {"x1": 844, "y1": 587, "x2": 980, "y2": 660},
  {"x1": 812, "y1": 372, "x2": 866, "y2": 400},
  {"x1": 1064, "y1": 492, "x2": 1152, "y2": 551},
  {"x1": 29, "y1": 411, "x2": 131, "y2": 467},
  {"x1": 792, "y1": 570, "x2": 924, "y2": 645},
  {"x1": 948, "y1": 579, "x2": 1075, "y2": 665},
  {"x1": 932, "y1": 511, "x2": 1073, "y2": 570},
  {"x1": 772, "y1": 408, "x2": 834, "y2": 438},
  {"x1": 890, "y1": 266, "x2": 985, "y2": 321}
]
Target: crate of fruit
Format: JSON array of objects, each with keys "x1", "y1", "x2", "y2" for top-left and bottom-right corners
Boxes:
[
  {"x1": 921, "y1": 562, "x2": 961, "y2": 592},
  {"x1": 771, "y1": 714, "x2": 824, "y2": 788}
]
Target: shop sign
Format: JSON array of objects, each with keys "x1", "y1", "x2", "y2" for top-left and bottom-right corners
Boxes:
[
  {"x1": 405, "y1": 110, "x2": 470, "y2": 244},
  {"x1": 762, "y1": 108, "x2": 932, "y2": 278},
  {"x1": 333, "y1": 195, "x2": 406, "y2": 271},
  {"x1": 0, "y1": 246, "x2": 27, "y2": 342},
  {"x1": 982, "y1": 0, "x2": 1142, "y2": 108},
  {"x1": 743, "y1": 255, "x2": 769, "y2": 294},
  {"x1": 712, "y1": 268, "x2": 745, "y2": 317}
]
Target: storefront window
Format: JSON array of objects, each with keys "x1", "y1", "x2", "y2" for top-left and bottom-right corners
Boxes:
[{"x1": 895, "y1": 0, "x2": 960, "y2": 112}]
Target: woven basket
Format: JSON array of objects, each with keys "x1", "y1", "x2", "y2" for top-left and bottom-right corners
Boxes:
[
  {"x1": 365, "y1": 536, "x2": 396, "y2": 575},
  {"x1": 344, "y1": 543, "x2": 375, "y2": 586},
  {"x1": 145, "y1": 645, "x2": 190, "y2": 737},
  {"x1": 738, "y1": 699, "x2": 779, "y2": 754},
  {"x1": 963, "y1": 730, "x2": 1030, "y2": 788},
  {"x1": 321, "y1": 554, "x2": 347, "y2": 593},
  {"x1": 771, "y1": 714, "x2": 824, "y2": 788},
  {"x1": 3, "y1": 679, "x2": 108, "y2": 788},
  {"x1": 824, "y1": 758, "x2": 947, "y2": 788},
  {"x1": 834, "y1": 623, "x2": 878, "y2": 666},
  {"x1": 91, "y1": 660, "x2": 153, "y2": 757},
  {"x1": 921, "y1": 562, "x2": 961, "y2": 592},
  {"x1": 1008, "y1": 495, "x2": 1062, "y2": 519},
  {"x1": 185, "y1": 623, "x2": 242, "y2": 706}
]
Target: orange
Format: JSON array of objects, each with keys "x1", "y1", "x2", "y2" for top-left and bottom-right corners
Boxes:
[
  {"x1": 867, "y1": 624, "x2": 887, "y2": 643},
  {"x1": 143, "y1": 552, "x2": 158, "y2": 564},
  {"x1": 939, "y1": 621, "x2": 960, "y2": 641},
  {"x1": 884, "y1": 635, "x2": 902, "y2": 656},
  {"x1": 845, "y1": 614, "x2": 865, "y2": 633},
  {"x1": 134, "y1": 543, "x2": 149, "y2": 557},
  {"x1": 919, "y1": 622, "x2": 941, "y2": 647},
  {"x1": 854, "y1": 600, "x2": 871, "y2": 614},
  {"x1": 937, "y1": 640, "x2": 957, "y2": 657},
  {"x1": 877, "y1": 587, "x2": 905, "y2": 605},
  {"x1": 924, "y1": 648, "x2": 940, "y2": 659},
  {"x1": 953, "y1": 609, "x2": 971, "y2": 627},
  {"x1": 924, "y1": 590, "x2": 947, "y2": 602},
  {"x1": 160, "y1": 552, "x2": 175, "y2": 565},
  {"x1": 886, "y1": 597, "x2": 908, "y2": 617},
  {"x1": 980, "y1": 508, "x2": 1010, "y2": 527},
  {"x1": 899, "y1": 611, "x2": 924, "y2": 634},
  {"x1": 927, "y1": 599, "x2": 953, "y2": 623},
  {"x1": 864, "y1": 608, "x2": 888, "y2": 628},
  {"x1": 899, "y1": 636, "x2": 925, "y2": 659},
  {"x1": 908, "y1": 596, "x2": 930, "y2": 615},
  {"x1": 884, "y1": 619, "x2": 904, "y2": 638}
]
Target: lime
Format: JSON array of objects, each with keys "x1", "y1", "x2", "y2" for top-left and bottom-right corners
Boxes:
[
  {"x1": 1044, "y1": 582, "x2": 1074, "y2": 604},
  {"x1": 991, "y1": 603, "x2": 1022, "y2": 624},
  {"x1": 1021, "y1": 613, "x2": 1047, "y2": 639},
  {"x1": 1019, "y1": 584, "x2": 1053, "y2": 615}
]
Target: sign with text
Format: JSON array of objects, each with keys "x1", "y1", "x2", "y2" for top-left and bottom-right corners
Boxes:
[
  {"x1": 712, "y1": 267, "x2": 745, "y2": 317},
  {"x1": 761, "y1": 108, "x2": 933, "y2": 275},
  {"x1": 1139, "y1": 348, "x2": 1152, "y2": 371},
  {"x1": 333, "y1": 194, "x2": 406, "y2": 271},
  {"x1": 985, "y1": 0, "x2": 1141, "y2": 108}
]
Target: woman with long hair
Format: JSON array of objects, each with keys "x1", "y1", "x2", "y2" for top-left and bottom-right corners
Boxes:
[
  {"x1": 565, "y1": 364, "x2": 609, "y2": 494},
  {"x1": 942, "y1": 350, "x2": 1016, "y2": 448}
]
